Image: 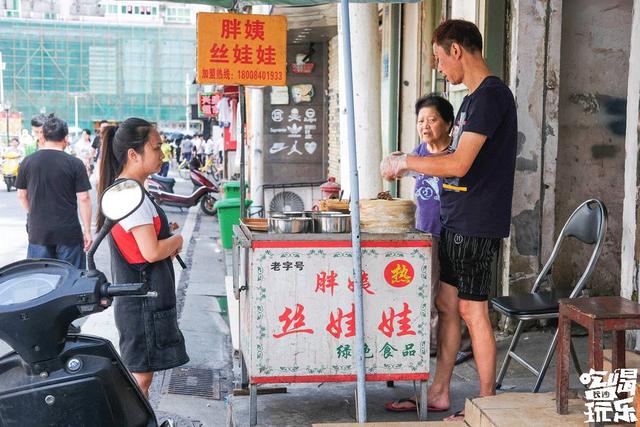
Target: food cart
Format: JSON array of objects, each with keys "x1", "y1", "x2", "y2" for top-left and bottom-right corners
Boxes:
[{"x1": 232, "y1": 224, "x2": 432, "y2": 425}]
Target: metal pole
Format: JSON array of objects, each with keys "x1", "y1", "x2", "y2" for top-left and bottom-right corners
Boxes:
[
  {"x1": 74, "y1": 95, "x2": 79, "y2": 130},
  {"x1": 239, "y1": 86, "x2": 247, "y2": 219},
  {"x1": 387, "y1": 4, "x2": 401, "y2": 198},
  {"x1": 5, "y1": 107, "x2": 9, "y2": 146},
  {"x1": 340, "y1": 0, "x2": 367, "y2": 422},
  {"x1": 0, "y1": 52, "x2": 4, "y2": 109},
  {"x1": 185, "y1": 73, "x2": 190, "y2": 132}
]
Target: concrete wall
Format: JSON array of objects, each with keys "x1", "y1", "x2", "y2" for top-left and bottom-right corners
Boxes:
[
  {"x1": 554, "y1": 0, "x2": 632, "y2": 295},
  {"x1": 397, "y1": 2, "x2": 421, "y2": 199},
  {"x1": 624, "y1": 0, "x2": 640, "y2": 348},
  {"x1": 507, "y1": 0, "x2": 562, "y2": 295}
]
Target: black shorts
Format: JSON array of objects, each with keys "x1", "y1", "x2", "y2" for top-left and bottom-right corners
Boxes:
[{"x1": 439, "y1": 227, "x2": 500, "y2": 301}]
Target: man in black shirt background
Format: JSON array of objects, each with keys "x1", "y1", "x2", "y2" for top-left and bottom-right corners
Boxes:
[{"x1": 16, "y1": 116, "x2": 93, "y2": 269}]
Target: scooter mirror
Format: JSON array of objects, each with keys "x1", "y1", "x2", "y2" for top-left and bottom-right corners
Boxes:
[{"x1": 101, "y1": 179, "x2": 144, "y2": 221}]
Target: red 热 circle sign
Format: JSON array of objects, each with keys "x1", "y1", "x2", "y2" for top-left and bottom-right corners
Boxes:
[{"x1": 384, "y1": 260, "x2": 414, "y2": 288}]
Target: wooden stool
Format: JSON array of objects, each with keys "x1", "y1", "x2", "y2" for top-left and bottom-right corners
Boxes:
[{"x1": 556, "y1": 296, "x2": 640, "y2": 414}]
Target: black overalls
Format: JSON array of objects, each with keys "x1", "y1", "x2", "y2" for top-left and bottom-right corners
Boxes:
[{"x1": 108, "y1": 193, "x2": 189, "y2": 373}]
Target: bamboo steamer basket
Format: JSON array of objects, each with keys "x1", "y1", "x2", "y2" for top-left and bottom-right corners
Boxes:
[
  {"x1": 360, "y1": 199, "x2": 415, "y2": 233},
  {"x1": 319, "y1": 199, "x2": 350, "y2": 213}
]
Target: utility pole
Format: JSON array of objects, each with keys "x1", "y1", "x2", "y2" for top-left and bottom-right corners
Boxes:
[
  {"x1": 71, "y1": 93, "x2": 85, "y2": 130},
  {"x1": 0, "y1": 52, "x2": 5, "y2": 108},
  {"x1": 185, "y1": 73, "x2": 190, "y2": 132},
  {"x1": 74, "y1": 95, "x2": 79, "y2": 129},
  {"x1": 3, "y1": 100, "x2": 10, "y2": 146},
  {"x1": 0, "y1": 52, "x2": 6, "y2": 144}
]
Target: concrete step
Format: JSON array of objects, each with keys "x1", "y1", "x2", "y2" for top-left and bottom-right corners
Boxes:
[
  {"x1": 603, "y1": 349, "x2": 640, "y2": 374},
  {"x1": 464, "y1": 392, "x2": 585, "y2": 427},
  {"x1": 313, "y1": 422, "x2": 466, "y2": 427}
]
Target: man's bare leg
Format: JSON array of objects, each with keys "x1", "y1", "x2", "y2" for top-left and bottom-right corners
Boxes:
[
  {"x1": 427, "y1": 281, "x2": 461, "y2": 410},
  {"x1": 444, "y1": 299, "x2": 496, "y2": 420},
  {"x1": 459, "y1": 299, "x2": 496, "y2": 397}
]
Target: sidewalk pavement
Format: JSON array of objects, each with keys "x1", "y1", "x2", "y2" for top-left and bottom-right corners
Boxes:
[
  {"x1": 227, "y1": 317, "x2": 594, "y2": 426},
  {"x1": 150, "y1": 208, "x2": 234, "y2": 426}
]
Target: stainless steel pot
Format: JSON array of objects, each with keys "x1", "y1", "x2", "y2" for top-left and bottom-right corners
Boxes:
[
  {"x1": 270, "y1": 211, "x2": 306, "y2": 218},
  {"x1": 313, "y1": 212, "x2": 351, "y2": 233},
  {"x1": 268, "y1": 216, "x2": 312, "y2": 233}
]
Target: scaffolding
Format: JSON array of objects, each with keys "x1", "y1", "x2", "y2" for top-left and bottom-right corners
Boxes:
[{"x1": 0, "y1": 18, "x2": 196, "y2": 131}]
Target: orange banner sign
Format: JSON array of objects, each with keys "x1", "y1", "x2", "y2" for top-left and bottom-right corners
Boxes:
[{"x1": 197, "y1": 13, "x2": 287, "y2": 86}]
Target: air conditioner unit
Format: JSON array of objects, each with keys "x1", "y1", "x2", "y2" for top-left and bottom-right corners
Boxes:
[{"x1": 263, "y1": 184, "x2": 323, "y2": 213}]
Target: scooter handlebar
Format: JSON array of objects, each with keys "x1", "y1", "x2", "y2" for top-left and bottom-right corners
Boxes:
[{"x1": 104, "y1": 282, "x2": 155, "y2": 297}]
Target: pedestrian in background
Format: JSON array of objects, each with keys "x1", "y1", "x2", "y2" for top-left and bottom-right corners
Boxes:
[
  {"x1": 74, "y1": 129, "x2": 94, "y2": 176},
  {"x1": 30, "y1": 113, "x2": 50, "y2": 151},
  {"x1": 159, "y1": 134, "x2": 172, "y2": 177},
  {"x1": 205, "y1": 135, "x2": 215, "y2": 165},
  {"x1": 16, "y1": 116, "x2": 93, "y2": 269},
  {"x1": 19, "y1": 128, "x2": 36, "y2": 157},
  {"x1": 90, "y1": 120, "x2": 110, "y2": 186},
  {"x1": 96, "y1": 117, "x2": 189, "y2": 397},
  {"x1": 181, "y1": 136, "x2": 193, "y2": 163},
  {"x1": 195, "y1": 134, "x2": 205, "y2": 165},
  {"x1": 173, "y1": 136, "x2": 182, "y2": 166},
  {"x1": 92, "y1": 120, "x2": 109, "y2": 163}
]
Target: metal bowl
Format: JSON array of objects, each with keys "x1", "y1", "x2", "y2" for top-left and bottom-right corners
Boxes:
[
  {"x1": 312, "y1": 212, "x2": 351, "y2": 233},
  {"x1": 271, "y1": 211, "x2": 306, "y2": 218},
  {"x1": 268, "y1": 216, "x2": 312, "y2": 233}
]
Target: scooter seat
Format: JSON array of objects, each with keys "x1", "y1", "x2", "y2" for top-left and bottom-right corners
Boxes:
[{"x1": 150, "y1": 174, "x2": 175, "y2": 185}]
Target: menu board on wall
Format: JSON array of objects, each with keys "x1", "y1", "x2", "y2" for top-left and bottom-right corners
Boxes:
[{"x1": 263, "y1": 43, "x2": 327, "y2": 185}]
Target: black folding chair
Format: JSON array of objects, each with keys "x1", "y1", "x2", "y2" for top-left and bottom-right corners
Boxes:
[{"x1": 492, "y1": 199, "x2": 607, "y2": 392}]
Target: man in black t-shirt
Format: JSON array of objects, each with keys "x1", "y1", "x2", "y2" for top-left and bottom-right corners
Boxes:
[
  {"x1": 382, "y1": 20, "x2": 517, "y2": 420},
  {"x1": 16, "y1": 116, "x2": 93, "y2": 269}
]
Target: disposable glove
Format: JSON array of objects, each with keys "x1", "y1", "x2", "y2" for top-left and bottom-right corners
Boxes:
[{"x1": 380, "y1": 152, "x2": 409, "y2": 180}]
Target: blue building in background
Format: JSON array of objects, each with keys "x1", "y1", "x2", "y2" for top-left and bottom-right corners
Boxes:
[{"x1": 0, "y1": 1, "x2": 214, "y2": 132}]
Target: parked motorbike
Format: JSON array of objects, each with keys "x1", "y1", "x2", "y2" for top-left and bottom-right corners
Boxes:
[
  {"x1": 148, "y1": 185, "x2": 218, "y2": 216},
  {"x1": 147, "y1": 168, "x2": 218, "y2": 195},
  {"x1": 0, "y1": 179, "x2": 174, "y2": 426},
  {"x1": 147, "y1": 173, "x2": 176, "y2": 193},
  {"x1": 189, "y1": 167, "x2": 219, "y2": 192},
  {"x1": 2, "y1": 151, "x2": 20, "y2": 191},
  {"x1": 147, "y1": 168, "x2": 219, "y2": 216}
]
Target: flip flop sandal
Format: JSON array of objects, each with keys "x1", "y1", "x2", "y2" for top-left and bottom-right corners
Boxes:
[
  {"x1": 384, "y1": 398, "x2": 449, "y2": 413},
  {"x1": 444, "y1": 409, "x2": 465, "y2": 422},
  {"x1": 454, "y1": 351, "x2": 473, "y2": 365}
]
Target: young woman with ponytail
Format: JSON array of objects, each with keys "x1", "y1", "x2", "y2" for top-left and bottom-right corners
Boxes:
[{"x1": 97, "y1": 117, "x2": 189, "y2": 396}]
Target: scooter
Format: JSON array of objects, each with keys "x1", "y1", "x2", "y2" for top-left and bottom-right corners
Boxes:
[
  {"x1": 2, "y1": 151, "x2": 20, "y2": 191},
  {"x1": 189, "y1": 167, "x2": 219, "y2": 192},
  {"x1": 148, "y1": 184, "x2": 218, "y2": 216},
  {"x1": 147, "y1": 168, "x2": 218, "y2": 195},
  {"x1": 147, "y1": 168, "x2": 219, "y2": 216},
  {"x1": 147, "y1": 173, "x2": 176, "y2": 193},
  {"x1": 0, "y1": 179, "x2": 173, "y2": 426}
]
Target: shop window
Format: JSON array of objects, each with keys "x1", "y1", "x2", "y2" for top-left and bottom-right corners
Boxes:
[
  {"x1": 165, "y1": 7, "x2": 191, "y2": 24},
  {"x1": 6, "y1": 0, "x2": 20, "y2": 18}
]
